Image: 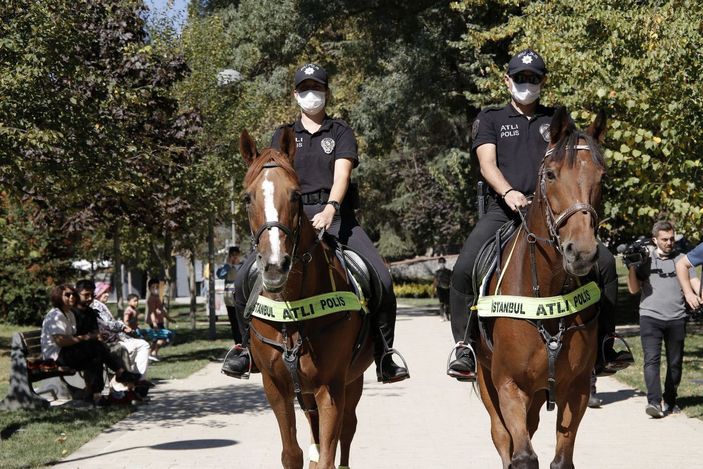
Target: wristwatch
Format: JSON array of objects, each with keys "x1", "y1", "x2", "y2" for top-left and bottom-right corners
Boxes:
[{"x1": 327, "y1": 200, "x2": 340, "y2": 214}]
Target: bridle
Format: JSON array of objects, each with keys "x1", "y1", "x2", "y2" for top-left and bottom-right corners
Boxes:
[
  {"x1": 516, "y1": 139, "x2": 602, "y2": 298},
  {"x1": 537, "y1": 142, "x2": 600, "y2": 253},
  {"x1": 247, "y1": 162, "x2": 317, "y2": 265}
]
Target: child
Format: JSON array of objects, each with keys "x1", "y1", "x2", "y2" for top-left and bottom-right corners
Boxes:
[
  {"x1": 146, "y1": 279, "x2": 175, "y2": 361},
  {"x1": 123, "y1": 293, "x2": 143, "y2": 336}
]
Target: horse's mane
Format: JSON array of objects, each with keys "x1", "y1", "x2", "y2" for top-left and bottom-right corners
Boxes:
[
  {"x1": 549, "y1": 131, "x2": 606, "y2": 172},
  {"x1": 243, "y1": 147, "x2": 299, "y2": 188}
]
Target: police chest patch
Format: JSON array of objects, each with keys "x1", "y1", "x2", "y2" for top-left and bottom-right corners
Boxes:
[
  {"x1": 471, "y1": 119, "x2": 480, "y2": 140},
  {"x1": 539, "y1": 123, "x2": 551, "y2": 142},
  {"x1": 321, "y1": 137, "x2": 335, "y2": 154}
]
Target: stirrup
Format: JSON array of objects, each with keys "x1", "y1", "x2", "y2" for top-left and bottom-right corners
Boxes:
[
  {"x1": 376, "y1": 348, "x2": 411, "y2": 383},
  {"x1": 446, "y1": 341, "x2": 477, "y2": 382},
  {"x1": 597, "y1": 333, "x2": 634, "y2": 376},
  {"x1": 221, "y1": 344, "x2": 252, "y2": 380}
]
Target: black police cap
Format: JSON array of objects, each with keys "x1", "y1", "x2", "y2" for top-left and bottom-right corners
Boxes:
[
  {"x1": 294, "y1": 63, "x2": 328, "y2": 88},
  {"x1": 507, "y1": 49, "x2": 547, "y2": 77}
]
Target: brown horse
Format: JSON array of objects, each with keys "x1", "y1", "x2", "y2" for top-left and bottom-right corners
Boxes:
[
  {"x1": 476, "y1": 107, "x2": 607, "y2": 469},
  {"x1": 239, "y1": 128, "x2": 374, "y2": 469}
]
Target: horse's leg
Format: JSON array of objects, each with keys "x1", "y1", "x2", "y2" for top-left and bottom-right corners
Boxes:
[
  {"x1": 496, "y1": 378, "x2": 538, "y2": 469},
  {"x1": 550, "y1": 373, "x2": 590, "y2": 469},
  {"x1": 303, "y1": 394, "x2": 320, "y2": 469},
  {"x1": 339, "y1": 375, "x2": 363, "y2": 468},
  {"x1": 527, "y1": 391, "x2": 546, "y2": 438},
  {"x1": 314, "y1": 381, "x2": 346, "y2": 469},
  {"x1": 477, "y1": 364, "x2": 512, "y2": 469},
  {"x1": 262, "y1": 372, "x2": 304, "y2": 469}
]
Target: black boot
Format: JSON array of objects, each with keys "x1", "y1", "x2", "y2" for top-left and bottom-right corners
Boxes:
[
  {"x1": 221, "y1": 344, "x2": 253, "y2": 379},
  {"x1": 375, "y1": 352, "x2": 409, "y2": 384},
  {"x1": 447, "y1": 287, "x2": 477, "y2": 381},
  {"x1": 596, "y1": 334, "x2": 634, "y2": 376},
  {"x1": 447, "y1": 342, "x2": 477, "y2": 382},
  {"x1": 221, "y1": 319, "x2": 259, "y2": 379},
  {"x1": 373, "y1": 324, "x2": 409, "y2": 384}
]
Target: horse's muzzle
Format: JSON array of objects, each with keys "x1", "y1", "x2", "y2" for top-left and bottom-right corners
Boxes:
[
  {"x1": 561, "y1": 241, "x2": 598, "y2": 276},
  {"x1": 258, "y1": 254, "x2": 292, "y2": 292}
]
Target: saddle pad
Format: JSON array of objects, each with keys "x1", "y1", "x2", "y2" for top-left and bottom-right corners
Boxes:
[
  {"x1": 476, "y1": 281, "x2": 601, "y2": 319},
  {"x1": 251, "y1": 291, "x2": 363, "y2": 322}
]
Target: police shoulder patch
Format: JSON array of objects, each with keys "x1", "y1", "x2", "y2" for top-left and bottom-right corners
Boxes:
[
  {"x1": 539, "y1": 123, "x2": 551, "y2": 142},
  {"x1": 471, "y1": 119, "x2": 480, "y2": 140},
  {"x1": 321, "y1": 137, "x2": 335, "y2": 154}
]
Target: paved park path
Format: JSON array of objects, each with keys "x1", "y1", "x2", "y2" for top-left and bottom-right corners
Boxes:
[{"x1": 58, "y1": 305, "x2": 703, "y2": 468}]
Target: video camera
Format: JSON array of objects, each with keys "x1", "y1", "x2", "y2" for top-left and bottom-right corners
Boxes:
[{"x1": 616, "y1": 235, "x2": 651, "y2": 269}]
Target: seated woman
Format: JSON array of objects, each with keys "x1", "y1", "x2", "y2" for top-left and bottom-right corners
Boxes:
[{"x1": 41, "y1": 284, "x2": 140, "y2": 404}]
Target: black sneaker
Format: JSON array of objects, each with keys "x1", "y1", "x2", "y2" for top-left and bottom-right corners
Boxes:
[
  {"x1": 221, "y1": 345, "x2": 252, "y2": 379},
  {"x1": 587, "y1": 393, "x2": 602, "y2": 408},
  {"x1": 646, "y1": 403, "x2": 664, "y2": 419},
  {"x1": 115, "y1": 370, "x2": 141, "y2": 384},
  {"x1": 447, "y1": 349, "x2": 476, "y2": 382},
  {"x1": 375, "y1": 354, "x2": 410, "y2": 384}
]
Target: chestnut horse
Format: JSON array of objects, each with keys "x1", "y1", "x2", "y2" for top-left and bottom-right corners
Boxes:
[
  {"x1": 476, "y1": 107, "x2": 607, "y2": 469},
  {"x1": 239, "y1": 128, "x2": 373, "y2": 469}
]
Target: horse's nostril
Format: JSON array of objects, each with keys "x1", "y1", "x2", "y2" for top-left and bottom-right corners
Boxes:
[
  {"x1": 281, "y1": 255, "x2": 291, "y2": 272},
  {"x1": 563, "y1": 242, "x2": 574, "y2": 254}
]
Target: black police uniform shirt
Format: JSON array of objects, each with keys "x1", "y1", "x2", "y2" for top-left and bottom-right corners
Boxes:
[
  {"x1": 271, "y1": 116, "x2": 359, "y2": 196},
  {"x1": 471, "y1": 102, "x2": 555, "y2": 196}
]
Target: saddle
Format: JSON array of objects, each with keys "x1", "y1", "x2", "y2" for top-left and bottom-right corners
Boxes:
[{"x1": 470, "y1": 219, "x2": 520, "y2": 349}]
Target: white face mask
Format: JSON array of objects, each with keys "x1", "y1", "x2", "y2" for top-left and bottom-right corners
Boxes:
[
  {"x1": 510, "y1": 80, "x2": 541, "y2": 105},
  {"x1": 295, "y1": 90, "x2": 326, "y2": 115}
]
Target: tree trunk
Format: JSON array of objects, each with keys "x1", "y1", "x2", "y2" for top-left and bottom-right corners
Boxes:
[
  {"x1": 113, "y1": 220, "x2": 124, "y2": 316},
  {"x1": 208, "y1": 216, "x2": 217, "y2": 340},
  {"x1": 188, "y1": 249, "x2": 197, "y2": 332},
  {"x1": 163, "y1": 230, "x2": 173, "y2": 327},
  {"x1": 162, "y1": 230, "x2": 173, "y2": 326}
]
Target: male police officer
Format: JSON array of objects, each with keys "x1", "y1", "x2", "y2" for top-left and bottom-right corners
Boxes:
[{"x1": 447, "y1": 49, "x2": 632, "y2": 381}]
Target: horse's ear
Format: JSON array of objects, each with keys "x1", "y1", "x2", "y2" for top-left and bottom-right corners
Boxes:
[
  {"x1": 549, "y1": 105, "x2": 576, "y2": 143},
  {"x1": 586, "y1": 110, "x2": 607, "y2": 144},
  {"x1": 240, "y1": 129, "x2": 258, "y2": 166},
  {"x1": 279, "y1": 127, "x2": 297, "y2": 163}
]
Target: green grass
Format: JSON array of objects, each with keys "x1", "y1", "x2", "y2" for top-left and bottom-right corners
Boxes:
[
  {"x1": 0, "y1": 317, "x2": 233, "y2": 469},
  {"x1": 0, "y1": 406, "x2": 131, "y2": 469}
]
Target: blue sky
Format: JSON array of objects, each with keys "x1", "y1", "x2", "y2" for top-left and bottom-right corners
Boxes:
[{"x1": 145, "y1": 0, "x2": 189, "y2": 31}]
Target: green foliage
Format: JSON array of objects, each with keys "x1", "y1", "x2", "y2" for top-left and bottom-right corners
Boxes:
[
  {"x1": 451, "y1": 0, "x2": 703, "y2": 242},
  {"x1": 0, "y1": 196, "x2": 76, "y2": 324},
  {"x1": 393, "y1": 282, "x2": 435, "y2": 298}
]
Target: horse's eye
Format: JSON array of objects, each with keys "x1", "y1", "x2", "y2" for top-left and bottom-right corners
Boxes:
[
  {"x1": 243, "y1": 193, "x2": 252, "y2": 204},
  {"x1": 545, "y1": 169, "x2": 557, "y2": 181},
  {"x1": 291, "y1": 191, "x2": 301, "y2": 203}
]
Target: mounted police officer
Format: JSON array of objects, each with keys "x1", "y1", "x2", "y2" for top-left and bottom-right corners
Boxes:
[
  {"x1": 447, "y1": 49, "x2": 633, "y2": 381},
  {"x1": 221, "y1": 63, "x2": 409, "y2": 384}
]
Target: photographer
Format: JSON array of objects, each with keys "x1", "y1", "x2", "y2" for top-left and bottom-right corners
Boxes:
[
  {"x1": 675, "y1": 241, "x2": 703, "y2": 312},
  {"x1": 626, "y1": 221, "x2": 699, "y2": 418}
]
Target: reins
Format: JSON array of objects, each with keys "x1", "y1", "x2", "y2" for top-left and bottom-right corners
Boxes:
[{"x1": 511, "y1": 140, "x2": 602, "y2": 411}]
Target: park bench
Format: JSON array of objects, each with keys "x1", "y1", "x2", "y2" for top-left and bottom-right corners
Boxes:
[{"x1": 1, "y1": 329, "x2": 76, "y2": 410}]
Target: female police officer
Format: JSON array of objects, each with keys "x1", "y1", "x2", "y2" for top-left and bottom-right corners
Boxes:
[{"x1": 222, "y1": 63, "x2": 409, "y2": 384}]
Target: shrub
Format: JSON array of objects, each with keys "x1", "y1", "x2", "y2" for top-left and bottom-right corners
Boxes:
[{"x1": 393, "y1": 282, "x2": 435, "y2": 298}]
